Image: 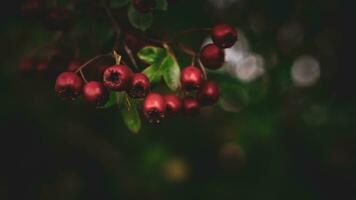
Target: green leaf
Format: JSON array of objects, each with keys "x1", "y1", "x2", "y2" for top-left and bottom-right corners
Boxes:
[
  {"x1": 138, "y1": 46, "x2": 167, "y2": 64},
  {"x1": 110, "y1": 0, "x2": 130, "y2": 8},
  {"x1": 161, "y1": 52, "x2": 181, "y2": 91},
  {"x1": 128, "y1": 4, "x2": 153, "y2": 31},
  {"x1": 103, "y1": 92, "x2": 118, "y2": 108},
  {"x1": 121, "y1": 93, "x2": 141, "y2": 133},
  {"x1": 142, "y1": 64, "x2": 162, "y2": 84},
  {"x1": 155, "y1": 0, "x2": 168, "y2": 11}
]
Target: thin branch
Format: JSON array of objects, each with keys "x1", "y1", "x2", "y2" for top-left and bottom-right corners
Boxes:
[
  {"x1": 124, "y1": 44, "x2": 139, "y2": 70},
  {"x1": 171, "y1": 27, "x2": 211, "y2": 42},
  {"x1": 79, "y1": 69, "x2": 88, "y2": 83},
  {"x1": 75, "y1": 53, "x2": 112, "y2": 73},
  {"x1": 197, "y1": 58, "x2": 208, "y2": 80}
]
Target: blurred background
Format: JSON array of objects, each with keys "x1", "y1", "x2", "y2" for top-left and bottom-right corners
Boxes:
[{"x1": 0, "y1": 0, "x2": 355, "y2": 199}]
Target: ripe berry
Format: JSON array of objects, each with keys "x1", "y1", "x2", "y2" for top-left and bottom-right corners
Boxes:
[
  {"x1": 103, "y1": 65, "x2": 133, "y2": 91},
  {"x1": 132, "y1": 0, "x2": 156, "y2": 13},
  {"x1": 183, "y1": 98, "x2": 200, "y2": 115},
  {"x1": 212, "y1": 24, "x2": 238, "y2": 48},
  {"x1": 83, "y1": 81, "x2": 108, "y2": 107},
  {"x1": 18, "y1": 57, "x2": 33, "y2": 73},
  {"x1": 143, "y1": 93, "x2": 166, "y2": 123},
  {"x1": 55, "y1": 72, "x2": 82, "y2": 100},
  {"x1": 180, "y1": 66, "x2": 204, "y2": 92},
  {"x1": 43, "y1": 8, "x2": 73, "y2": 31},
  {"x1": 200, "y1": 43, "x2": 225, "y2": 70},
  {"x1": 128, "y1": 73, "x2": 150, "y2": 98},
  {"x1": 164, "y1": 95, "x2": 182, "y2": 115},
  {"x1": 197, "y1": 81, "x2": 220, "y2": 106},
  {"x1": 68, "y1": 59, "x2": 82, "y2": 72}
]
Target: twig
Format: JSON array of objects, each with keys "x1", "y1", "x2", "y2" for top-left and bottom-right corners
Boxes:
[
  {"x1": 75, "y1": 53, "x2": 112, "y2": 73},
  {"x1": 79, "y1": 69, "x2": 88, "y2": 83},
  {"x1": 124, "y1": 44, "x2": 139, "y2": 70}
]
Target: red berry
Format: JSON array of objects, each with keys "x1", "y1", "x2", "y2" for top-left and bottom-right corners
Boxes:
[
  {"x1": 164, "y1": 95, "x2": 182, "y2": 115},
  {"x1": 197, "y1": 81, "x2": 220, "y2": 106},
  {"x1": 55, "y1": 72, "x2": 82, "y2": 100},
  {"x1": 212, "y1": 24, "x2": 238, "y2": 48},
  {"x1": 18, "y1": 57, "x2": 33, "y2": 73},
  {"x1": 183, "y1": 98, "x2": 200, "y2": 115},
  {"x1": 68, "y1": 59, "x2": 82, "y2": 72},
  {"x1": 200, "y1": 43, "x2": 225, "y2": 70},
  {"x1": 128, "y1": 73, "x2": 150, "y2": 98},
  {"x1": 83, "y1": 81, "x2": 108, "y2": 107},
  {"x1": 36, "y1": 60, "x2": 50, "y2": 73},
  {"x1": 103, "y1": 65, "x2": 133, "y2": 91},
  {"x1": 132, "y1": 0, "x2": 157, "y2": 13},
  {"x1": 180, "y1": 66, "x2": 204, "y2": 92},
  {"x1": 143, "y1": 93, "x2": 166, "y2": 123}
]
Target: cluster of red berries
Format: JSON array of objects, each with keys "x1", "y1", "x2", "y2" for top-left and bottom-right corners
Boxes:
[{"x1": 54, "y1": 24, "x2": 237, "y2": 123}]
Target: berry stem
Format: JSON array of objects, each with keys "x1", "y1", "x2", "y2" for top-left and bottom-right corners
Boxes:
[
  {"x1": 75, "y1": 53, "x2": 112, "y2": 73},
  {"x1": 198, "y1": 59, "x2": 208, "y2": 80},
  {"x1": 78, "y1": 69, "x2": 88, "y2": 83},
  {"x1": 175, "y1": 42, "x2": 196, "y2": 65},
  {"x1": 124, "y1": 44, "x2": 139, "y2": 70}
]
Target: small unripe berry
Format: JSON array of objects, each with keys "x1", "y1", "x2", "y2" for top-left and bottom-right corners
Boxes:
[
  {"x1": 183, "y1": 98, "x2": 200, "y2": 116},
  {"x1": 212, "y1": 24, "x2": 237, "y2": 48},
  {"x1": 132, "y1": 0, "x2": 156, "y2": 13},
  {"x1": 180, "y1": 66, "x2": 204, "y2": 92},
  {"x1": 164, "y1": 95, "x2": 182, "y2": 115},
  {"x1": 83, "y1": 81, "x2": 108, "y2": 107},
  {"x1": 67, "y1": 59, "x2": 82, "y2": 72},
  {"x1": 143, "y1": 92, "x2": 166, "y2": 123},
  {"x1": 103, "y1": 65, "x2": 133, "y2": 91},
  {"x1": 200, "y1": 43, "x2": 225, "y2": 70},
  {"x1": 197, "y1": 81, "x2": 220, "y2": 106},
  {"x1": 55, "y1": 72, "x2": 82, "y2": 100},
  {"x1": 128, "y1": 73, "x2": 150, "y2": 98}
]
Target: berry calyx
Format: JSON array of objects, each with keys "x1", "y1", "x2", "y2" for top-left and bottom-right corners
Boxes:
[
  {"x1": 128, "y1": 73, "x2": 150, "y2": 98},
  {"x1": 180, "y1": 66, "x2": 204, "y2": 92},
  {"x1": 55, "y1": 72, "x2": 82, "y2": 100},
  {"x1": 197, "y1": 80, "x2": 220, "y2": 106},
  {"x1": 164, "y1": 95, "x2": 182, "y2": 115},
  {"x1": 67, "y1": 59, "x2": 82, "y2": 72},
  {"x1": 200, "y1": 43, "x2": 225, "y2": 70},
  {"x1": 83, "y1": 81, "x2": 108, "y2": 107},
  {"x1": 212, "y1": 24, "x2": 238, "y2": 48},
  {"x1": 132, "y1": 0, "x2": 157, "y2": 13},
  {"x1": 183, "y1": 97, "x2": 200, "y2": 116},
  {"x1": 143, "y1": 92, "x2": 166, "y2": 123},
  {"x1": 103, "y1": 65, "x2": 133, "y2": 91}
]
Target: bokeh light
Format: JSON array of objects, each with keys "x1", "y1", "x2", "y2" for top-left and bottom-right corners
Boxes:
[{"x1": 291, "y1": 55, "x2": 321, "y2": 87}]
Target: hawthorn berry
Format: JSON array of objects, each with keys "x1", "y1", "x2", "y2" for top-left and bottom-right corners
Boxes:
[
  {"x1": 103, "y1": 65, "x2": 133, "y2": 91},
  {"x1": 67, "y1": 59, "x2": 82, "y2": 72},
  {"x1": 128, "y1": 73, "x2": 150, "y2": 98},
  {"x1": 200, "y1": 43, "x2": 225, "y2": 70},
  {"x1": 143, "y1": 92, "x2": 166, "y2": 123},
  {"x1": 83, "y1": 81, "x2": 108, "y2": 107},
  {"x1": 212, "y1": 24, "x2": 237, "y2": 48},
  {"x1": 180, "y1": 66, "x2": 205, "y2": 92},
  {"x1": 55, "y1": 72, "x2": 82, "y2": 100},
  {"x1": 18, "y1": 57, "x2": 33, "y2": 73},
  {"x1": 183, "y1": 97, "x2": 200, "y2": 116},
  {"x1": 132, "y1": 0, "x2": 157, "y2": 13},
  {"x1": 164, "y1": 95, "x2": 182, "y2": 115},
  {"x1": 197, "y1": 80, "x2": 220, "y2": 106}
]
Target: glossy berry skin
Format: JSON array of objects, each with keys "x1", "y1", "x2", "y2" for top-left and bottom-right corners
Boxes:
[
  {"x1": 132, "y1": 0, "x2": 156, "y2": 13},
  {"x1": 183, "y1": 98, "x2": 200, "y2": 116},
  {"x1": 103, "y1": 65, "x2": 133, "y2": 91},
  {"x1": 128, "y1": 73, "x2": 150, "y2": 98},
  {"x1": 55, "y1": 72, "x2": 82, "y2": 100},
  {"x1": 68, "y1": 60, "x2": 82, "y2": 72},
  {"x1": 197, "y1": 81, "x2": 220, "y2": 106},
  {"x1": 180, "y1": 66, "x2": 205, "y2": 92},
  {"x1": 143, "y1": 93, "x2": 166, "y2": 123},
  {"x1": 164, "y1": 95, "x2": 182, "y2": 115},
  {"x1": 83, "y1": 81, "x2": 108, "y2": 107},
  {"x1": 200, "y1": 43, "x2": 225, "y2": 70},
  {"x1": 212, "y1": 24, "x2": 238, "y2": 49}
]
